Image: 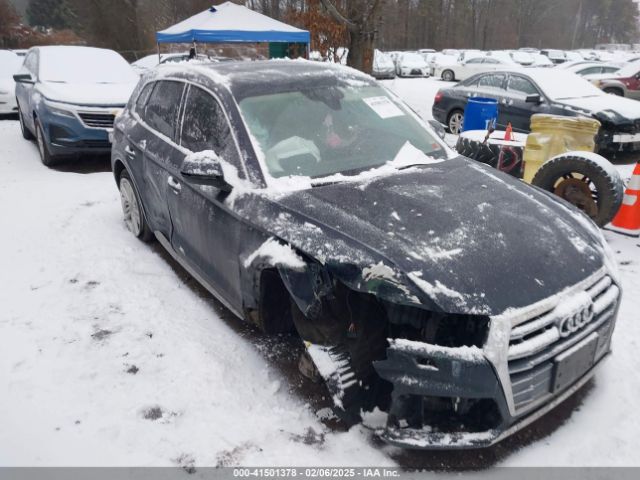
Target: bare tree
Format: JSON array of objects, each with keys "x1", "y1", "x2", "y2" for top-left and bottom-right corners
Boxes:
[{"x1": 319, "y1": 0, "x2": 386, "y2": 72}]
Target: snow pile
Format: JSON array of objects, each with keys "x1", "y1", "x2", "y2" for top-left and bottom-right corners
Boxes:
[{"x1": 243, "y1": 238, "x2": 306, "y2": 270}]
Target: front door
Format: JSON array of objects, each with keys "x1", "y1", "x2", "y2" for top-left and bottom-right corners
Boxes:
[
  {"x1": 503, "y1": 74, "x2": 549, "y2": 132},
  {"x1": 167, "y1": 84, "x2": 244, "y2": 309}
]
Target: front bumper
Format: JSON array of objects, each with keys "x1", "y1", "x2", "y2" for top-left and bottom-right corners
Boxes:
[
  {"x1": 373, "y1": 268, "x2": 620, "y2": 449},
  {"x1": 40, "y1": 102, "x2": 120, "y2": 156},
  {"x1": 399, "y1": 68, "x2": 428, "y2": 77}
]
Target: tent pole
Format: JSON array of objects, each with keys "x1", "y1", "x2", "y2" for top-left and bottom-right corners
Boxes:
[{"x1": 157, "y1": 42, "x2": 161, "y2": 63}]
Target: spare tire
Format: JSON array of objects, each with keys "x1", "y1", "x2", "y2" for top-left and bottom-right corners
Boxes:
[
  {"x1": 456, "y1": 133, "x2": 526, "y2": 178},
  {"x1": 531, "y1": 152, "x2": 624, "y2": 227}
]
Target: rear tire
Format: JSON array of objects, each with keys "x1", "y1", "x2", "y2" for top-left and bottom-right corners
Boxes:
[
  {"x1": 118, "y1": 170, "x2": 154, "y2": 242},
  {"x1": 442, "y1": 70, "x2": 455, "y2": 82},
  {"x1": 18, "y1": 105, "x2": 34, "y2": 140},
  {"x1": 447, "y1": 109, "x2": 464, "y2": 135},
  {"x1": 531, "y1": 152, "x2": 624, "y2": 227}
]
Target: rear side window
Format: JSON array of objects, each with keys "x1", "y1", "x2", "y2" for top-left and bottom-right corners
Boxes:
[
  {"x1": 507, "y1": 76, "x2": 539, "y2": 96},
  {"x1": 577, "y1": 66, "x2": 600, "y2": 76},
  {"x1": 144, "y1": 80, "x2": 184, "y2": 140},
  {"x1": 180, "y1": 86, "x2": 233, "y2": 154},
  {"x1": 478, "y1": 73, "x2": 505, "y2": 90}
]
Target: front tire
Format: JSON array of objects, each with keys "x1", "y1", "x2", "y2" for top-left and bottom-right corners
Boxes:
[
  {"x1": 531, "y1": 152, "x2": 624, "y2": 227},
  {"x1": 35, "y1": 119, "x2": 58, "y2": 167},
  {"x1": 118, "y1": 170, "x2": 153, "y2": 242}
]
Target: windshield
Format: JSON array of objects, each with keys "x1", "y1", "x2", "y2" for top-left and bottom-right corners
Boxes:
[
  {"x1": 39, "y1": 47, "x2": 138, "y2": 84},
  {"x1": 239, "y1": 84, "x2": 446, "y2": 180},
  {"x1": 532, "y1": 70, "x2": 605, "y2": 99}
]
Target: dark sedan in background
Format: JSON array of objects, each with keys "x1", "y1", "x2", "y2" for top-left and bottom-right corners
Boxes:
[{"x1": 432, "y1": 68, "x2": 640, "y2": 155}]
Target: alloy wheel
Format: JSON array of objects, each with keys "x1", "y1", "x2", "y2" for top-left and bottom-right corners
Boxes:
[
  {"x1": 119, "y1": 178, "x2": 142, "y2": 236},
  {"x1": 448, "y1": 112, "x2": 464, "y2": 135}
]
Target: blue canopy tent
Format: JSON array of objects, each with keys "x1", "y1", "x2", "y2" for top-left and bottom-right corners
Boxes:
[{"x1": 156, "y1": 2, "x2": 310, "y2": 59}]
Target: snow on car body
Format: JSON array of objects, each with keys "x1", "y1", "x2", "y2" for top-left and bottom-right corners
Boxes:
[
  {"x1": 111, "y1": 60, "x2": 621, "y2": 449},
  {"x1": 14, "y1": 46, "x2": 138, "y2": 165}
]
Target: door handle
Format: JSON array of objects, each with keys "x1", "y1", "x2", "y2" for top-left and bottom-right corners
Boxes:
[{"x1": 168, "y1": 175, "x2": 181, "y2": 192}]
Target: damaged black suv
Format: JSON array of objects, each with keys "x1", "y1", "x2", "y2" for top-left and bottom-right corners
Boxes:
[{"x1": 111, "y1": 60, "x2": 621, "y2": 449}]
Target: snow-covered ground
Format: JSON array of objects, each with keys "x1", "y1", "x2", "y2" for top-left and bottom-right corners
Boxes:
[{"x1": 1, "y1": 76, "x2": 639, "y2": 468}]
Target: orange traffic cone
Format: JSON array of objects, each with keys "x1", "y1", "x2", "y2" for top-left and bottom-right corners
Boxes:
[
  {"x1": 504, "y1": 123, "x2": 513, "y2": 141},
  {"x1": 609, "y1": 163, "x2": 640, "y2": 237}
]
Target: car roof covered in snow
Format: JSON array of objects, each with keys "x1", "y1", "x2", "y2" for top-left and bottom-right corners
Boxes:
[{"x1": 155, "y1": 59, "x2": 376, "y2": 99}]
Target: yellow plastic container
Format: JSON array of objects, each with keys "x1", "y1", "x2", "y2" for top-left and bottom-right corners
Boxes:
[{"x1": 522, "y1": 114, "x2": 601, "y2": 183}]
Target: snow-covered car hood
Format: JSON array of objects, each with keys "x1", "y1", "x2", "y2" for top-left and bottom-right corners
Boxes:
[
  {"x1": 558, "y1": 95, "x2": 640, "y2": 125},
  {"x1": 239, "y1": 157, "x2": 606, "y2": 317},
  {"x1": 38, "y1": 81, "x2": 137, "y2": 106}
]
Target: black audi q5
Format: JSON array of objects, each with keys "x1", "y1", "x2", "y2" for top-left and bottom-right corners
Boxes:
[{"x1": 111, "y1": 60, "x2": 621, "y2": 449}]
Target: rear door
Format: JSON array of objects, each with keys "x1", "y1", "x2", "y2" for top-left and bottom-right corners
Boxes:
[
  {"x1": 140, "y1": 80, "x2": 186, "y2": 240},
  {"x1": 460, "y1": 57, "x2": 485, "y2": 80},
  {"x1": 120, "y1": 82, "x2": 155, "y2": 201},
  {"x1": 168, "y1": 84, "x2": 245, "y2": 308}
]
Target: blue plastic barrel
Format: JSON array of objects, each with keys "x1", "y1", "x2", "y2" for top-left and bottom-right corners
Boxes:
[{"x1": 462, "y1": 97, "x2": 498, "y2": 132}]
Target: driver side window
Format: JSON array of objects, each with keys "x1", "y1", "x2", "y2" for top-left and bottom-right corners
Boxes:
[
  {"x1": 507, "y1": 76, "x2": 539, "y2": 96},
  {"x1": 180, "y1": 85, "x2": 241, "y2": 170}
]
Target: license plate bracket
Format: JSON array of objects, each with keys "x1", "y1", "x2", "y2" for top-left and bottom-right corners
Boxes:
[{"x1": 552, "y1": 333, "x2": 598, "y2": 394}]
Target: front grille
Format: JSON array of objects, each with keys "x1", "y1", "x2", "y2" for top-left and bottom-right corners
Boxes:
[
  {"x1": 507, "y1": 273, "x2": 619, "y2": 413},
  {"x1": 78, "y1": 112, "x2": 115, "y2": 129}
]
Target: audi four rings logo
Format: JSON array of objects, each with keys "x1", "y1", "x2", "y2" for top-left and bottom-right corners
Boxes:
[{"x1": 558, "y1": 304, "x2": 595, "y2": 337}]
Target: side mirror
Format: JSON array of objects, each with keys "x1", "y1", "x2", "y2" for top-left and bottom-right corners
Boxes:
[
  {"x1": 13, "y1": 73, "x2": 34, "y2": 84},
  {"x1": 526, "y1": 94, "x2": 542, "y2": 104},
  {"x1": 180, "y1": 151, "x2": 232, "y2": 192}
]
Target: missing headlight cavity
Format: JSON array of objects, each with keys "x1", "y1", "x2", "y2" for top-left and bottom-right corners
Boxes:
[
  {"x1": 276, "y1": 270, "x2": 493, "y2": 427},
  {"x1": 384, "y1": 301, "x2": 490, "y2": 348}
]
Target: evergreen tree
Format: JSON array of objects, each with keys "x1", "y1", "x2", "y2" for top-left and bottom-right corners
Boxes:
[{"x1": 26, "y1": 0, "x2": 73, "y2": 29}]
